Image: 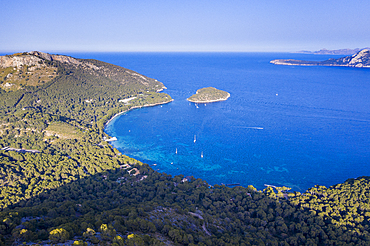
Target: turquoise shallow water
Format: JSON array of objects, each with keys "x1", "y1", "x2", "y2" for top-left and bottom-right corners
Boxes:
[{"x1": 73, "y1": 52, "x2": 370, "y2": 191}]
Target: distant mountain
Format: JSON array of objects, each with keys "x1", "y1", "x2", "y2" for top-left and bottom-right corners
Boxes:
[
  {"x1": 271, "y1": 49, "x2": 370, "y2": 68},
  {"x1": 296, "y1": 47, "x2": 370, "y2": 55}
]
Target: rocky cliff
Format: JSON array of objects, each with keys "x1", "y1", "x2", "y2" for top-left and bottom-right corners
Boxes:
[
  {"x1": 333, "y1": 49, "x2": 370, "y2": 67},
  {"x1": 271, "y1": 49, "x2": 370, "y2": 68}
]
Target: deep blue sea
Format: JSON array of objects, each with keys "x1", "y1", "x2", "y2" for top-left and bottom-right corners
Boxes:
[{"x1": 50, "y1": 52, "x2": 370, "y2": 190}]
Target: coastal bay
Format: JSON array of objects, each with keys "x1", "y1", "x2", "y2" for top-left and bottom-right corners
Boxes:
[{"x1": 103, "y1": 52, "x2": 370, "y2": 191}]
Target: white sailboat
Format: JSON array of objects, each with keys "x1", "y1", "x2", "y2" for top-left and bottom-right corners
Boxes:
[
  {"x1": 194, "y1": 135, "x2": 196, "y2": 143},
  {"x1": 175, "y1": 148, "x2": 178, "y2": 154},
  {"x1": 201, "y1": 151, "x2": 203, "y2": 158}
]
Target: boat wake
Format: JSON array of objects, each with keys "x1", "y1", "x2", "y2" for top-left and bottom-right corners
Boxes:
[{"x1": 244, "y1": 127, "x2": 264, "y2": 130}]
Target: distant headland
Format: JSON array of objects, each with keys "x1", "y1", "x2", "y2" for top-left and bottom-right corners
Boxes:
[
  {"x1": 295, "y1": 47, "x2": 370, "y2": 55},
  {"x1": 271, "y1": 49, "x2": 370, "y2": 68},
  {"x1": 187, "y1": 87, "x2": 230, "y2": 103}
]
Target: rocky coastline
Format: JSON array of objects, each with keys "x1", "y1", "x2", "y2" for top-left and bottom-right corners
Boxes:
[{"x1": 271, "y1": 49, "x2": 370, "y2": 68}]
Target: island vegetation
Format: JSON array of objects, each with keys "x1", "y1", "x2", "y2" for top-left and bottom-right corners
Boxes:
[
  {"x1": 0, "y1": 52, "x2": 369, "y2": 245},
  {"x1": 187, "y1": 87, "x2": 230, "y2": 103}
]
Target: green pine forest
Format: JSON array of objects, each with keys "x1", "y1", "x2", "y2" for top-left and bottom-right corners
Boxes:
[{"x1": 0, "y1": 52, "x2": 369, "y2": 245}]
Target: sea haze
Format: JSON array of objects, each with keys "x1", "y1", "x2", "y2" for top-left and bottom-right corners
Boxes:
[{"x1": 73, "y1": 52, "x2": 370, "y2": 191}]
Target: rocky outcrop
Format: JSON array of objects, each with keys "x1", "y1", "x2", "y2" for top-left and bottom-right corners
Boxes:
[
  {"x1": 30, "y1": 51, "x2": 100, "y2": 70},
  {"x1": 0, "y1": 51, "x2": 84, "y2": 68},
  {"x1": 0, "y1": 52, "x2": 60, "y2": 90},
  {"x1": 29, "y1": 51, "x2": 82, "y2": 65},
  {"x1": 0, "y1": 55, "x2": 43, "y2": 68},
  {"x1": 340, "y1": 49, "x2": 370, "y2": 67},
  {"x1": 271, "y1": 49, "x2": 370, "y2": 68},
  {"x1": 0, "y1": 51, "x2": 100, "y2": 70}
]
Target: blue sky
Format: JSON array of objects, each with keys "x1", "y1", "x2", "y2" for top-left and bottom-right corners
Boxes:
[{"x1": 1, "y1": 0, "x2": 369, "y2": 52}]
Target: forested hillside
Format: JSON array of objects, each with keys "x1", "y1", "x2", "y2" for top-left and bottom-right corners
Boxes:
[{"x1": 0, "y1": 52, "x2": 369, "y2": 245}]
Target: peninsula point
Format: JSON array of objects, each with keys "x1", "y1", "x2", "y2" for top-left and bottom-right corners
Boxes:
[
  {"x1": 187, "y1": 87, "x2": 230, "y2": 103},
  {"x1": 270, "y1": 49, "x2": 370, "y2": 68}
]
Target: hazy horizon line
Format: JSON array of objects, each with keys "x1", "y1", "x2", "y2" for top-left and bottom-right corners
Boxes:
[{"x1": 0, "y1": 49, "x2": 361, "y2": 55}]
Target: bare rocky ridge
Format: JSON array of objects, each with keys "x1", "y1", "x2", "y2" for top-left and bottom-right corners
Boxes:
[
  {"x1": 29, "y1": 51, "x2": 83, "y2": 65},
  {"x1": 0, "y1": 51, "x2": 167, "y2": 91},
  {"x1": 0, "y1": 51, "x2": 87, "y2": 68},
  {"x1": 271, "y1": 49, "x2": 370, "y2": 68},
  {"x1": 0, "y1": 53, "x2": 58, "y2": 89},
  {"x1": 0, "y1": 54, "x2": 44, "y2": 68},
  {"x1": 30, "y1": 51, "x2": 101, "y2": 71}
]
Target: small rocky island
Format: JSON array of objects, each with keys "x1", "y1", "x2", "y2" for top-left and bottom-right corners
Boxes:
[
  {"x1": 187, "y1": 87, "x2": 230, "y2": 103},
  {"x1": 271, "y1": 49, "x2": 370, "y2": 68}
]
